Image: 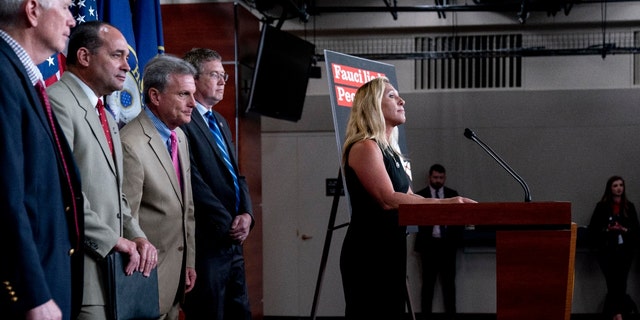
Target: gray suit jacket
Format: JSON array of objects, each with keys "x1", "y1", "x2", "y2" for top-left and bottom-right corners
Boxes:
[
  {"x1": 120, "y1": 111, "x2": 195, "y2": 315},
  {"x1": 47, "y1": 72, "x2": 146, "y2": 306}
]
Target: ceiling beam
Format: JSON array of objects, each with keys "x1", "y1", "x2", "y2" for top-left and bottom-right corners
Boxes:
[{"x1": 306, "y1": 0, "x2": 640, "y2": 15}]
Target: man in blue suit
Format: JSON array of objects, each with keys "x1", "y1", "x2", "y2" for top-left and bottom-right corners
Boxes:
[
  {"x1": 0, "y1": 1, "x2": 84, "y2": 320},
  {"x1": 181, "y1": 48, "x2": 254, "y2": 320}
]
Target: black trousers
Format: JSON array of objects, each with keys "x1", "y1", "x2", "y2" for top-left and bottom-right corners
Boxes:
[
  {"x1": 183, "y1": 244, "x2": 251, "y2": 320},
  {"x1": 597, "y1": 245, "x2": 634, "y2": 317},
  {"x1": 420, "y1": 238, "x2": 457, "y2": 320}
]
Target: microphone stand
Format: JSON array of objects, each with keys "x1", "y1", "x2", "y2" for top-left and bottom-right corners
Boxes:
[{"x1": 464, "y1": 128, "x2": 532, "y2": 202}]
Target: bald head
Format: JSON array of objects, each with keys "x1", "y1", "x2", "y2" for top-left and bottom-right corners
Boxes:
[{"x1": 66, "y1": 21, "x2": 116, "y2": 66}]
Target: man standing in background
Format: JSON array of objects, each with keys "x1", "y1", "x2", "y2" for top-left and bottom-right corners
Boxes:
[
  {"x1": 415, "y1": 164, "x2": 463, "y2": 320},
  {"x1": 181, "y1": 48, "x2": 254, "y2": 320},
  {"x1": 47, "y1": 20, "x2": 158, "y2": 320},
  {"x1": 0, "y1": 1, "x2": 83, "y2": 319}
]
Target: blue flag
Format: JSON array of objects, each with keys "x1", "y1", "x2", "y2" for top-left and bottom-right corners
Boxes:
[
  {"x1": 37, "y1": 0, "x2": 99, "y2": 86},
  {"x1": 99, "y1": 0, "x2": 165, "y2": 125},
  {"x1": 98, "y1": 0, "x2": 141, "y2": 125},
  {"x1": 133, "y1": 0, "x2": 165, "y2": 70}
]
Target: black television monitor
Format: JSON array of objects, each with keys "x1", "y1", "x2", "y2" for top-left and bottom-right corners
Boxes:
[{"x1": 245, "y1": 23, "x2": 315, "y2": 122}]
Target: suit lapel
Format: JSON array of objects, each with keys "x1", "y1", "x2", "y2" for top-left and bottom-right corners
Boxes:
[
  {"x1": 139, "y1": 112, "x2": 183, "y2": 205},
  {"x1": 192, "y1": 110, "x2": 237, "y2": 171},
  {"x1": 59, "y1": 74, "x2": 117, "y2": 175},
  {"x1": 192, "y1": 110, "x2": 223, "y2": 159},
  {"x1": 0, "y1": 41, "x2": 52, "y2": 143},
  {"x1": 28, "y1": 83, "x2": 52, "y2": 141}
]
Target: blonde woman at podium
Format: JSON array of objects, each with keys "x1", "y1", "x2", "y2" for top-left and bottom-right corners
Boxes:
[
  {"x1": 339, "y1": 77, "x2": 476, "y2": 320},
  {"x1": 588, "y1": 176, "x2": 640, "y2": 320}
]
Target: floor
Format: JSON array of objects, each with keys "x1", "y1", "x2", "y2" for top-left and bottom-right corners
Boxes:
[{"x1": 262, "y1": 314, "x2": 640, "y2": 320}]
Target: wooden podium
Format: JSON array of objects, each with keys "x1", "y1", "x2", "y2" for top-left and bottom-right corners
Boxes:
[{"x1": 399, "y1": 202, "x2": 577, "y2": 320}]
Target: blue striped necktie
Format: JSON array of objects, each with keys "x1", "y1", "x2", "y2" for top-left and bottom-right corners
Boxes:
[{"x1": 204, "y1": 111, "x2": 240, "y2": 212}]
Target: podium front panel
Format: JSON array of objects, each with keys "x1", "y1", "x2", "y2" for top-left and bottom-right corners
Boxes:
[{"x1": 398, "y1": 202, "x2": 575, "y2": 320}]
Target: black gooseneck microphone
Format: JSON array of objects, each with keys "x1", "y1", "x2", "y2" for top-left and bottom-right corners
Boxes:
[{"x1": 464, "y1": 128, "x2": 532, "y2": 202}]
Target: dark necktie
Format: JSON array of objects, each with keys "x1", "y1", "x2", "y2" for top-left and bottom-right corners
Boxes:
[
  {"x1": 433, "y1": 188, "x2": 444, "y2": 238},
  {"x1": 96, "y1": 99, "x2": 113, "y2": 155},
  {"x1": 170, "y1": 131, "x2": 181, "y2": 189},
  {"x1": 35, "y1": 81, "x2": 80, "y2": 248},
  {"x1": 204, "y1": 111, "x2": 240, "y2": 212}
]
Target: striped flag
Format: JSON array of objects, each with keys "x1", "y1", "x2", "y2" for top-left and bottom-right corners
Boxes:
[
  {"x1": 38, "y1": 0, "x2": 164, "y2": 126},
  {"x1": 37, "y1": 0, "x2": 99, "y2": 85}
]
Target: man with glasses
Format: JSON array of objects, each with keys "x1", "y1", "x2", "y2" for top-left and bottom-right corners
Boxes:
[{"x1": 181, "y1": 48, "x2": 254, "y2": 320}]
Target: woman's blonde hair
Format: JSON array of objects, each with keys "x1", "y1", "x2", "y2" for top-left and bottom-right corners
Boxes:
[{"x1": 342, "y1": 76, "x2": 402, "y2": 166}]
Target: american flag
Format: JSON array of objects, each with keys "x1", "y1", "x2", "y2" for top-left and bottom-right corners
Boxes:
[
  {"x1": 38, "y1": 0, "x2": 99, "y2": 86},
  {"x1": 38, "y1": 0, "x2": 164, "y2": 125}
]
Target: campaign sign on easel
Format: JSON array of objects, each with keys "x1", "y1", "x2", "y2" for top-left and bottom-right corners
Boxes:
[{"x1": 324, "y1": 50, "x2": 408, "y2": 209}]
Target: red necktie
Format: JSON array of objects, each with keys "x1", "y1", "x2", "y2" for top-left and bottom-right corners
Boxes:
[
  {"x1": 34, "y1": 81, "x2": 80, "y2": 249},
  {"x1": 170, "y1": 131, "x2": 181, "y2": 189},
  {"x1": 96, "y1": 99, "x2": 113, "y2": 155}
]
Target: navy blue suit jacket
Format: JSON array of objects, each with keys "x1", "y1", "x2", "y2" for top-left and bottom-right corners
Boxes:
[
  {"x1": 181, "y1": 109, "x2": 254, "y2": 249},
  {"x1": 0, "y1": 40, "x2": 83, "y2": 319}
]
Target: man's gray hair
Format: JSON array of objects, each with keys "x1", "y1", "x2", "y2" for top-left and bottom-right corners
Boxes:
[
  {"x1": 142, "y1": 54, "x2": 197, "y2": 104},
  {"x1": 0, "y1": 0, "x2": 54, "y2": 28}
]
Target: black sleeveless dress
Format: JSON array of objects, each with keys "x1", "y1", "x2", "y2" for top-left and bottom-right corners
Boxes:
[{"x1": 340, "y1": 144, "x2": 411, "y2": 319}]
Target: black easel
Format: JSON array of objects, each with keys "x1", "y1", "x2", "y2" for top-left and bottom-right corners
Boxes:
[{"x1": 310, "y1": 170, "x2": 349, "y2": 320}]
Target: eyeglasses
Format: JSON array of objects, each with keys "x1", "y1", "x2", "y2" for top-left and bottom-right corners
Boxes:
[{"x1": 203, "y1": 71, "x2": 229, "y2": 82}]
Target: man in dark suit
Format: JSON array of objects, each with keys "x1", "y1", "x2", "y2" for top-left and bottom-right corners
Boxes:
[
  {"x1": 181, "y1": 48, "x2": 254, "y2": 320},
  {"x1": 0, "y1": 1, "x2": 83, "y2": 319},
  {"x1": 47, "y1": 21, "x2": 157, "y2": 320},
  {"x1": 415, "y1": 164, "x2": 463, "y2": 320}
]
